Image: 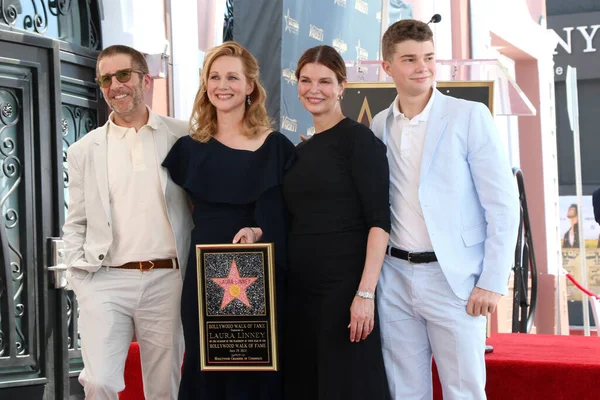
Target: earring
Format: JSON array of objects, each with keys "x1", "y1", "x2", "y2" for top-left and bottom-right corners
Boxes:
[
  {"x1": 247, "y1": 95, "x2": 252, "y2": 106},
  {"x1": 338, "y1": 94, "x2": 344, "y2": 101}
]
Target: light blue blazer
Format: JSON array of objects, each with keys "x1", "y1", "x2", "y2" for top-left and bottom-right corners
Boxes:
[{"x1": 371, "y1": 91, "x2": 520, "y2": 300}]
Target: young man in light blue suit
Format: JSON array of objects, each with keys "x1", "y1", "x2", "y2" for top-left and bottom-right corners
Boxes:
[{"x1": 370, "y1": 20, "x2": 520, "y2": 399}]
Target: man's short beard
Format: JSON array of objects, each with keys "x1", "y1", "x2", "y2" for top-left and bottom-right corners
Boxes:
[{"x1": 110, "y1": 85, "x2": 144, "y2": 115}]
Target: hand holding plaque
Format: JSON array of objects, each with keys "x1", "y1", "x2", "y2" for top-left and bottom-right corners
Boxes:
[{"x1": 232, "y1": 227, "x2": 263, "y2": 244}]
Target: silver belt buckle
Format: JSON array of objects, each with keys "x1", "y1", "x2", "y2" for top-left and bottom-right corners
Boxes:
[{"x1": 407, "y1": 252, "x2": 413, "y2": 264}]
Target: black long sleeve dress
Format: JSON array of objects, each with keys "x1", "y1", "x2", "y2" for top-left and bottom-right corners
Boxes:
[
  {"x1": 163, "y1": 132, "x2": 295, "y2": 400},
  {"x1": 282, "y1": 118, "x2": 391, "y2": 400}
]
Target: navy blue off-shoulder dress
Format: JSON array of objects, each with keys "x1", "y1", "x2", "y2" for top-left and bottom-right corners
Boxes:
[{"x1": 162, "y1": 132, "x2": 295, "y2": 400}]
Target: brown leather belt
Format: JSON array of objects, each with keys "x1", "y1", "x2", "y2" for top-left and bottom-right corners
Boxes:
[{"x1": 111, "y1": 259, "x2": 179, "y2": 272}]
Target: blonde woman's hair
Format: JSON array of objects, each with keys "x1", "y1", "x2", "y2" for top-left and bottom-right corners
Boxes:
[{"x1": 190, "y1": 41, "x2": 272, "y2": 142}]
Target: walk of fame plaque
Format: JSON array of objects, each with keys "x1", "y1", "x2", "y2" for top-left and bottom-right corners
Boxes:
[{"x1": 196, "y1": 243, "x2": 278, "y2": 371}]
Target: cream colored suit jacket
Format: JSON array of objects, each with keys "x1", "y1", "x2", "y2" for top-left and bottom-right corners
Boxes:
[{"x1": 62, "y1": 115, "x2": 193, "y2": 277}]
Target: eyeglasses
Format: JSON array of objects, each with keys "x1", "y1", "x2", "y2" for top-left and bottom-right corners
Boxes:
[{"x1": 96, "y1": 69, "x2": 145, "y2": 88}]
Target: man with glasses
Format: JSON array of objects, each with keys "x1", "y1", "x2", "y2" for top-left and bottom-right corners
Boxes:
[{"x1": 62, "y1": 44, "x2": 192, "y2": 399}]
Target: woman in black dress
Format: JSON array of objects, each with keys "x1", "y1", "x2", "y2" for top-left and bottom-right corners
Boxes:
[
  {"x1": 163, "y1": 41, "x2": 294, "y2": 400},
  {"x1": 282, "y1": 45, "x2": 391, "y2": 399}
]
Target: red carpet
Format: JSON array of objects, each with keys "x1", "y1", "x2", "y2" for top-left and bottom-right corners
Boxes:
[
  {"x1": 434, "y1": 333, "x2": 600, "y2": 400},
  {"x1": 121, "y1": 333, "x2": 600, "y2": 399},
  {"x1": 120, "y1": 342, "x2": 144, "y2": 400}
]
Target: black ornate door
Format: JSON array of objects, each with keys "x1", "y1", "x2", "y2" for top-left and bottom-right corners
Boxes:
[
  {"x1": 0, "y1": 27, "x2": 105, "y2": 400},
  {"x1": 0, "y1": 1, "x2": 104, "y2": 398},
  {"x1": 0, "y1": 29, "x2": 65, "y2": 399}
]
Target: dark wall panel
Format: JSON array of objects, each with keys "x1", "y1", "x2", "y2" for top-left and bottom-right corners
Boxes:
[
  {"x1": 555, "y1": 79, "x2": 600, "y2": 195},
  {"x1": 233, "y1": 0, "x2": 283, "y2": 129}
]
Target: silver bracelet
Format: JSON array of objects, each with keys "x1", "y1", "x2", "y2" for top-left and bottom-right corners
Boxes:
[{"x1": 356, "y1": 290, "x2": 375, "y2": 300}]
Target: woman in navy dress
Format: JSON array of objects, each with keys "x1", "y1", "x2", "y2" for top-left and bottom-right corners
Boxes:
[{"x1": 163, "y1": 41, "x2": 294, "y2": 400}]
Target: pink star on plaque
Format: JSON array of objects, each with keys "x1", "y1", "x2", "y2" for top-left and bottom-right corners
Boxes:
[{"x1": 211, "y1": 259, "x2": 258, "y2": 310}]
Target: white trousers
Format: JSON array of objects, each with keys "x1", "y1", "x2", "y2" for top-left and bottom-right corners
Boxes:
[
  {"x1": 377, "y1": 255, "x2": 487, "y2": 400},
  {"x1": 69, "y1": 267, "x2": 184, "y2": 400}
]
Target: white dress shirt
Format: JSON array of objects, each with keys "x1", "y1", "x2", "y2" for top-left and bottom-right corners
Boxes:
[
  {"x1": 104, "y1": 110, "x2": 177, "y2": 266},
  {"x1": 387, "y1": 88, "x2": 437, "y2": 252}
]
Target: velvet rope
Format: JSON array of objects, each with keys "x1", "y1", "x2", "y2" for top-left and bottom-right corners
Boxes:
[{"x1": 565, "y1": 272, "x2": 598, "y2": 299}]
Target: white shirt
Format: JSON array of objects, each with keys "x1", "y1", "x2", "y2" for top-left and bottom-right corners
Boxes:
[
  {"x1": 386, "y1": 87, "x2": 437, "y2": 252},
  {"x1": 104, "y1": 109, "x2": 177, "y2": 266},
  {"x1": 568, "y1": 230, "x2": 575, "y2": 246}
]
